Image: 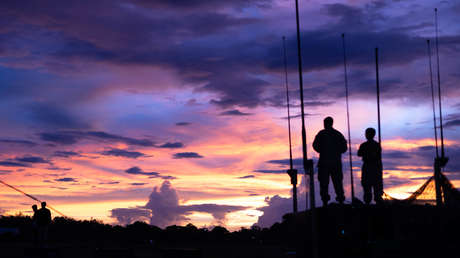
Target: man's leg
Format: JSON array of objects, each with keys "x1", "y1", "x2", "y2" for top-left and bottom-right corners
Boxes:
[
  {"x1": 362, "y1": 183, "x2": 372, "y2": 205},
  {"x1": 374, "y1": 174, "x2": 384, "y2": 204},
  {"x1": 331, "y1": 163, "x2": 345, "y2": 203},
  {"x1": 317, "y1": 165, "x2": 330, "y2": 206}
]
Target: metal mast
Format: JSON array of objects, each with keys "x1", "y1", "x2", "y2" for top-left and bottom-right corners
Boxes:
[
  {"x1": 283, "y1": 36, "x2": 298, "y2": 214},
  {"x1": 293, "y1": 0, "x2": 318, "y2": 257},
  {"x1": 341, "y1": 34, "x2": 355, "y2": 200}
]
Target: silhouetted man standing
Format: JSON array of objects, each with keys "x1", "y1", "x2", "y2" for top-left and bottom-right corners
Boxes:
[
  {"x1": 313, "y1": 117, "x2": 347, "y2": 206},
  {"x1": 37, "y1": 202, "x2": 51, "y2": 247},
  {"x1": 358, "y1": 128, "x2": 383, "y2": 204}
]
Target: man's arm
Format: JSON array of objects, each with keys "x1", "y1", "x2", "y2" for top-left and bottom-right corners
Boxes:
[
  {"x1": 357, "y1": 143, "x2": 364, "y2": 157},
  {"x1": 339, "y1": 132, "x2": 347, "y2": 153},
  {"x1": 313, "y1": 133, "x2": 321, "y2": 153}
]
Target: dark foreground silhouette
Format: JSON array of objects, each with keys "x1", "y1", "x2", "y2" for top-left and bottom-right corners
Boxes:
[{"x1": 1, "y1": 204, "x2": 460, "y2": 258}]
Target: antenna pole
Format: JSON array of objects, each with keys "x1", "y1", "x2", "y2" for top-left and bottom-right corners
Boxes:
[
  {"x1": 434, "y1": 8, "x2": 446, "y2": 159},
  {"x1": 283, "y1": 36, "x2": 298, "y2": 214},
  {"x1": 294, "y1": 0, "x2": 318, "y2": 257},
  {"x1": 375, "y1": 48, "x2": 382, "y2": 145},
  {"x1": 426, "y1": 40, "x2": 439, "y2": 159},
  {"x1": 342, "y1": 34, "x2": 355, "y2": 200}
]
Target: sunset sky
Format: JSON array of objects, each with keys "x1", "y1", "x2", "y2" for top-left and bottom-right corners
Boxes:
[{"x1": 0, "y1": 0, "x2": 459, "y2": 230}]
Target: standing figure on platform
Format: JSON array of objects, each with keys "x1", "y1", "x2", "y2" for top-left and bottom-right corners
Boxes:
[
  {"x1": 313, "y1": 116, "x2": 347, "y2": 206},
  {"x1": 37, "y1": 202, "x2": 52, "y2": 247},
  {"x1": 358, "y1": 128, "x2": 383, "y2": 204}
]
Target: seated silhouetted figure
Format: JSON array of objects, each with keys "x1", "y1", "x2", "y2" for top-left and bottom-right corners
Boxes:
[
  {"x1": 37, "y1": 202, "x2": 52, "y2": 247},
  {"x1": 358, "y1": 128, "x2": 383, "y2": 205},
  {"x1": 313, "y1": 117, "x2": 347, "y2": 206}
]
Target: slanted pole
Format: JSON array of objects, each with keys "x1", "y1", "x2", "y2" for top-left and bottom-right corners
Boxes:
[
  {"x1": 283, "y1": 36, "x2": 298, "y2": 214},
  {"x1": 294, "y1": 0, "x2": 318, "y2": 257},
  {"x1": 342, "y1": 33, "x2": 355, "y2": 200}
]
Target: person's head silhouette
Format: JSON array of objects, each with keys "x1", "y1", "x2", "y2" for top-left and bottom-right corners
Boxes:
[
  {"x1": 365, "y1": 127, "x2": 376, "y2": 140},
  {"x1": 324, "y1": 117, "x2": 333, "y2": 129},
  {"x1": 41, "y1": 202, "x2": 46, "y2": 209},
  {"x1": 32, "y1": 204, "x2": 37, "y2": 212}
]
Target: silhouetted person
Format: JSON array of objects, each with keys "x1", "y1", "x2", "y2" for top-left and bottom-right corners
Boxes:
[
  {"x1": 37, "y1": 202, "x2": 51, "y2": 247},
  {"x1": 358, "y1": 128, "x2": 383, "y2": 204},
  {"x1": 32, "y1": 204, "x2": 38, "y2": 245},
  {"x1": 313, "y1": 117, "x2": 347, "y2": 206}
]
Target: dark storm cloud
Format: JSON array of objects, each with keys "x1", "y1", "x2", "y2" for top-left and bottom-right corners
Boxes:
[
  {"x1": 0, "y1": 139, "x2": 37, "y2": 147},
  {"x1": 173, "y1": 152, "x2": 204, "y2": 159},
  {"x1": 15, "y1": 156, "x2": 51, "y2": 164},
  {"x1": 125, "y1": 166, "x2": 160, "y2": 176},
  {"x1": 3, "y1": 0, "x2": 459, "y2": 111},
  {"x1": 219, "y1": 109, "x2": 252, "y2": 116},
  {"x1": 55, "y1": 177, "x2": 78, "y2": 182},
  {"x1": 39, "y1": 131, "x2": 155, "y2": 146},
  {"x1": 101, "y1": 148, "x2": 146, "y2": 159},
  {"x1": 158, "y1": 142, "x2": 184, "y2": 148}
]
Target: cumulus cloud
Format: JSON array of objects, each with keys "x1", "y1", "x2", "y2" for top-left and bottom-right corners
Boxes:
[
  {"x1": 125, "y1": 166, "x2": 159, "y2": 176},
  {"x1": 111, "y1": 181, "x2": 247, "y2": 227}
]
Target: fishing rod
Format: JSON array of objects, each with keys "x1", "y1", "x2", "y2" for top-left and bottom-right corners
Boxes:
[
  {"x1": 434, "y1": 8, "x2": 446, "y2": 160},
  {"x1": 294, "y1": 0, "x2": 318, "y2": 257},
  {"x1": 426, "y1": 39, "x2": 439, "y2": 159},
  {"x1": 341, "y1": 34, "x2": 355, "y2": 201},
  {"x1": 283, "y1": 36, "x2": 298, "y2": 214},
  {"x1": 0, "y1": 179, "x2": 68, "y2": 217}
]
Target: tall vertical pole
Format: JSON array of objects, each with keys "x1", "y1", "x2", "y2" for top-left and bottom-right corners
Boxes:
[
  {"x1": 375, "y1": 48, "x2": 382, "y2": 145},
  {"x1": 434, "y1": 8, "x2": 447, "y2": 206},
  {"x1": 294, "y1": 1, "x2": 318, "y2": 257},
  {"x1": 283, "y1": 36, "x2": 298, "y2": 214},
  {"x1": 426, "y1": 40, "x2": 439, "y2": 159},
  {"x1": 375, "y1": 48, "x2": 384, "y2": 196},
  {"x1": 434, "y1": 8, "x2": 446, "y2": 159},
  {"x1": 342, "y1": 34, "x2": 355, "y2": 200}
]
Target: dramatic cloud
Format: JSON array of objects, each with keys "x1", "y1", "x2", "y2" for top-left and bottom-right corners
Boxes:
[
  {"x1": 101, "y1": 148, "x2": 146, "y2": 158},
  {"x1": 158, "y1": 142, "x2": 184, "y2": 149},
  {"x1": 112, "y1": 181, "x2": 247, "y2": 227},
  {"x1": 173, "y1": 152, "x2": 204, "y2": 159}
]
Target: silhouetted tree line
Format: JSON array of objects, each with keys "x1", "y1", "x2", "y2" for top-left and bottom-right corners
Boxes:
[{"x1": 2, "y1": 205, "x2": 460, "y2": 258}]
